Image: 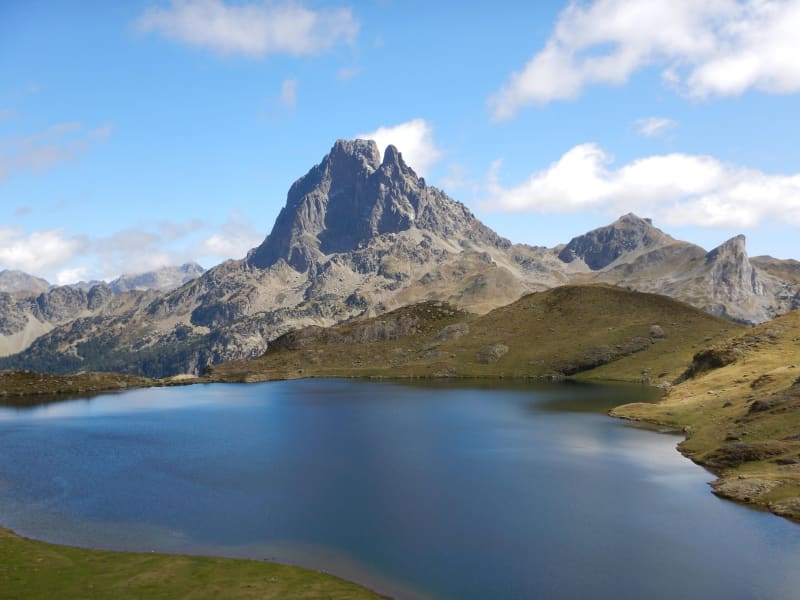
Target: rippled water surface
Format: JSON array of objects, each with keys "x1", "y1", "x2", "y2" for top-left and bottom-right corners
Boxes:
[{"x1": 1, "y1": 380, "x2": 798, "y2": 599}]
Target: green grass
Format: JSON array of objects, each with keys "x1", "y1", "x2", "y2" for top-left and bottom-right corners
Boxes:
[
  {"x1": 0, "y1": 528, "x2": 386, "y2": 599},
  {"x1": 612, "y1": 310, "x2": 800, "y2": 523},
  {"x1": 211, "y1": 284, "x2": 743, "y2": 385}
]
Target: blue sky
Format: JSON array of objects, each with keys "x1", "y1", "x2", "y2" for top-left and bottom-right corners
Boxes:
[{"x1": 2, "y1": 0, "x2": 799, "y2": 283}]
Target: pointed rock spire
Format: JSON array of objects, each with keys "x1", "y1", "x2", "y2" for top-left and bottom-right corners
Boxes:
[{"x1": 246, "y1": 138, "x2": 497, "y2": 272}]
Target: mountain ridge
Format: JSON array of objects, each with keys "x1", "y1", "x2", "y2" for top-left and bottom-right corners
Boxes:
[{"x1": 1, "y1": 139, "x2": 798, "y2": 377}]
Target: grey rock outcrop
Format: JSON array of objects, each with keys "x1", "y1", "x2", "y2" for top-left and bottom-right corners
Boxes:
[
  {"x1": 558, "y1": 213, "x2": 673, "y2": 269},
  {"x1": 0, "y1": 282, "x2": 140, "y2": 357},
  {"x1": 248, "y1": 140, "x2": 508, "y2": 271},
  {"x1": 572, "y1": 219, "x2": 796, "y2": 325},
  {"x1": 705, "y1": 235, "x2": 764, "y2": 301}
]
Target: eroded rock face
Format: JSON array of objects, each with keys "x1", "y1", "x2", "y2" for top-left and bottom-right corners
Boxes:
[
  {"x1": 558, "y1": 214, "x2": 673, "y2": 270},
  {"x1": 577, "y1": 220, "x2": 797, "y2": 325},
  {"x1": 247, "y1": 140, "x2": 510, "y2": 273},
  {"x1": 705, "y1": 235, "x2": 765, "y2": 301}
]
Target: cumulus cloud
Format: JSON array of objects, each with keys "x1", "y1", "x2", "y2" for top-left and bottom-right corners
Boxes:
[
  {"x1": 0, "y1": 213, "x2": 263, "y2": 284},
  {"x1": 485, "y1": 143, "x2": 800, "y2": 228},
  {"x1": 0, "y1": 121, "x2": 110, "y2": 182},
  {"x1": 198, "y1": 211, "x2": 262, "y2": 260},
  {"x1": 55, "y1": 267, "x2": 91, "y2": 287},
  {"x1": 0, "y1": 228, "x2": 87, "y2": 274},
  {"x1": 279, "y1": 79, "x2": 297, "y2": 109},
  {"x1": 356, "y1": 118, "x2": 442, "y2": 176},
  {"x1": 488, "y1": 0, "x2": 800, "y2": 120},
  {"x1": 137, "y1": 0, "x2": 359, "y2": 57},
  {"x1": 636, "y1": 116, "x2": 677, "y2": 137}
]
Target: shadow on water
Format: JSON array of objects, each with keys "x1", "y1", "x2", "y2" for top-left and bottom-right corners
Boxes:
[
  {"x1": 380, "y1": 376, "x2": 663, "y2": 414},
  {"x1": 0, "y1": 390, "x2": 116, "y2": 410}
]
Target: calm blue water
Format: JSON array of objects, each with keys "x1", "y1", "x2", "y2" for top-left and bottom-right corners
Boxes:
[{"x1": 0, "y1": 380, "x2": 798, "y2": 599}]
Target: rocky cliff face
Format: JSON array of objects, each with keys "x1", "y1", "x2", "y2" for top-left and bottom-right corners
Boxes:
[
  {"x1": 248, "y1": 140, "x2": 506, "y2": 271},
  {"x1": 0, "y1": 263, "x2": 204, "y2": 358},
  {"x1": 558, "y1": 213, "x2": 674, "y2": 269},
  {"x1": 1, "y1": 140, "x2": 798, "y2": 377},
  {"x1": 0, "y1": 283, "x2": 151, "y2": 357},
  {"x1": 575, "y1": 220, "x2": 794, "y2": 324}
]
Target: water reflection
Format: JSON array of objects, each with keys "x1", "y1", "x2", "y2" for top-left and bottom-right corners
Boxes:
[{"x1": 0, "y1": 380, "x2": 798, "y2": 600}]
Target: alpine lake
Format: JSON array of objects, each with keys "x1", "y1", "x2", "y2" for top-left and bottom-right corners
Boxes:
[{"x1": 0, "y1": 379, "x2": 798, "y2": 599}]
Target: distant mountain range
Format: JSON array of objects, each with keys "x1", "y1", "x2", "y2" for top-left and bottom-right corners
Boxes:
[
  {"x1": 0, "y1": 263, "x2": 205, "y2": 358},
  {"x1": 1, "y1": 139, "x2": 798, "y2": 377}
]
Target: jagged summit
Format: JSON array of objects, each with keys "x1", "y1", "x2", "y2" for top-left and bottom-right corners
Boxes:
[
  {"x1": 704, "y1": 234, "x2": 766, "y2": 304},
  {"x1": 558, "y1": 213, "x2": 673, "y2": 270},
  {"x1": 706, "y1": 234, "x2": 747, "y2": 262},
  {"x1": 247, "y1": 138, "x2": 494, "y2": 272}
]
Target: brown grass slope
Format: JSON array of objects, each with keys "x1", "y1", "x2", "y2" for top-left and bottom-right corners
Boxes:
[
  {"x1": 612, "y1": 309, "x2": 800, "y2": 522},
  {"x1": 0, "y1": 370, "x2": 158, "y2": 399},
  {"x1": 211, "y1": 284, "x2": 742, "y2": 385}
]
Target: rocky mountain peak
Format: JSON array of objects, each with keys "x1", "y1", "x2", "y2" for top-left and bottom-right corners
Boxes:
[
  {"x1": 558, "y1": 212, "x2": 672, "y2": 270},
  {"x1": 247, "y1": 139, "x2": 492, "y2": 272},
  {"x1": 329, "y1": 138, "x2": 382, "y2": 172},
  {"x1": 704, "y1": 234, "x2": 766, "y2": 302},
  {"x1": 706, "y1": 234, "x2": 747, "y2": 261}
]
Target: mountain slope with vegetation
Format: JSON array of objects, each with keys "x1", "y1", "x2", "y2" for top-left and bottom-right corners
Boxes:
[
  {"x1": 211, "y1": 284, "x2": 743, "y2": 385},
  {"x1": 612, "y1": 310, "x2": 800, "y2": 522}
]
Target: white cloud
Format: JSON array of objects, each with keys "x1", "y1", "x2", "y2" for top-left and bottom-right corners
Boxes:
[
  {"x1": 356, "y1": 118, "x2": 442, "y2": 176},
  {"x1": 0, "y1": 228, "x2": 86, "y2": 274},
  {"x1": 0, "y1": 121, "x2": 110, "y2": 182},
  {"x1": 137, "y1": 0, "x2": 359, "y2": 57},
  {"x1": 636, "y1": 116, "x2": 677, "y2": 137},
  {"x1": 55, "y1": 267, "x2": 90, "y2": 287},
  {"x1": 198, "y1": 211, "x2": 262, "y2": 260},
  {"x1": 0, "y1": 213, "x2": 263, "y2": 284},
  {"x1": 488, "y1": 0, "x2": 800, "y2": 120},
  {"x1": 485, "y1": 143, "x2": 800, "y2": 228},
  {"x1": 279, "y1": 78, "x2": 297, "y2": 109}
]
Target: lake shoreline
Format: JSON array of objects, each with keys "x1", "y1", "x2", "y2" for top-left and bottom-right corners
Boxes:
[{"x1": 610, "y1": 404, "x2": 800, "y2": 525}]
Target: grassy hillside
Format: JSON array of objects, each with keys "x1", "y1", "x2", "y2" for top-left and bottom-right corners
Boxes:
[
  {"x1": 0, "y1": 370, "x2": 159, "y2": 399},
  {"x1": 211, "y1": 284, "x2": 743, "y2": 384},
  {"x1": 0, "y1": 528, "x2": 385, "y2": 599},
  {"x1": 612, "y1": 310, "x2": 800, "y2": 522}
]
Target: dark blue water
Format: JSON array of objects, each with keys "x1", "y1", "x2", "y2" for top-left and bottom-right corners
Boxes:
[{"x1": 0, "y1": 380, "x2": 798, "y2": 599}]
